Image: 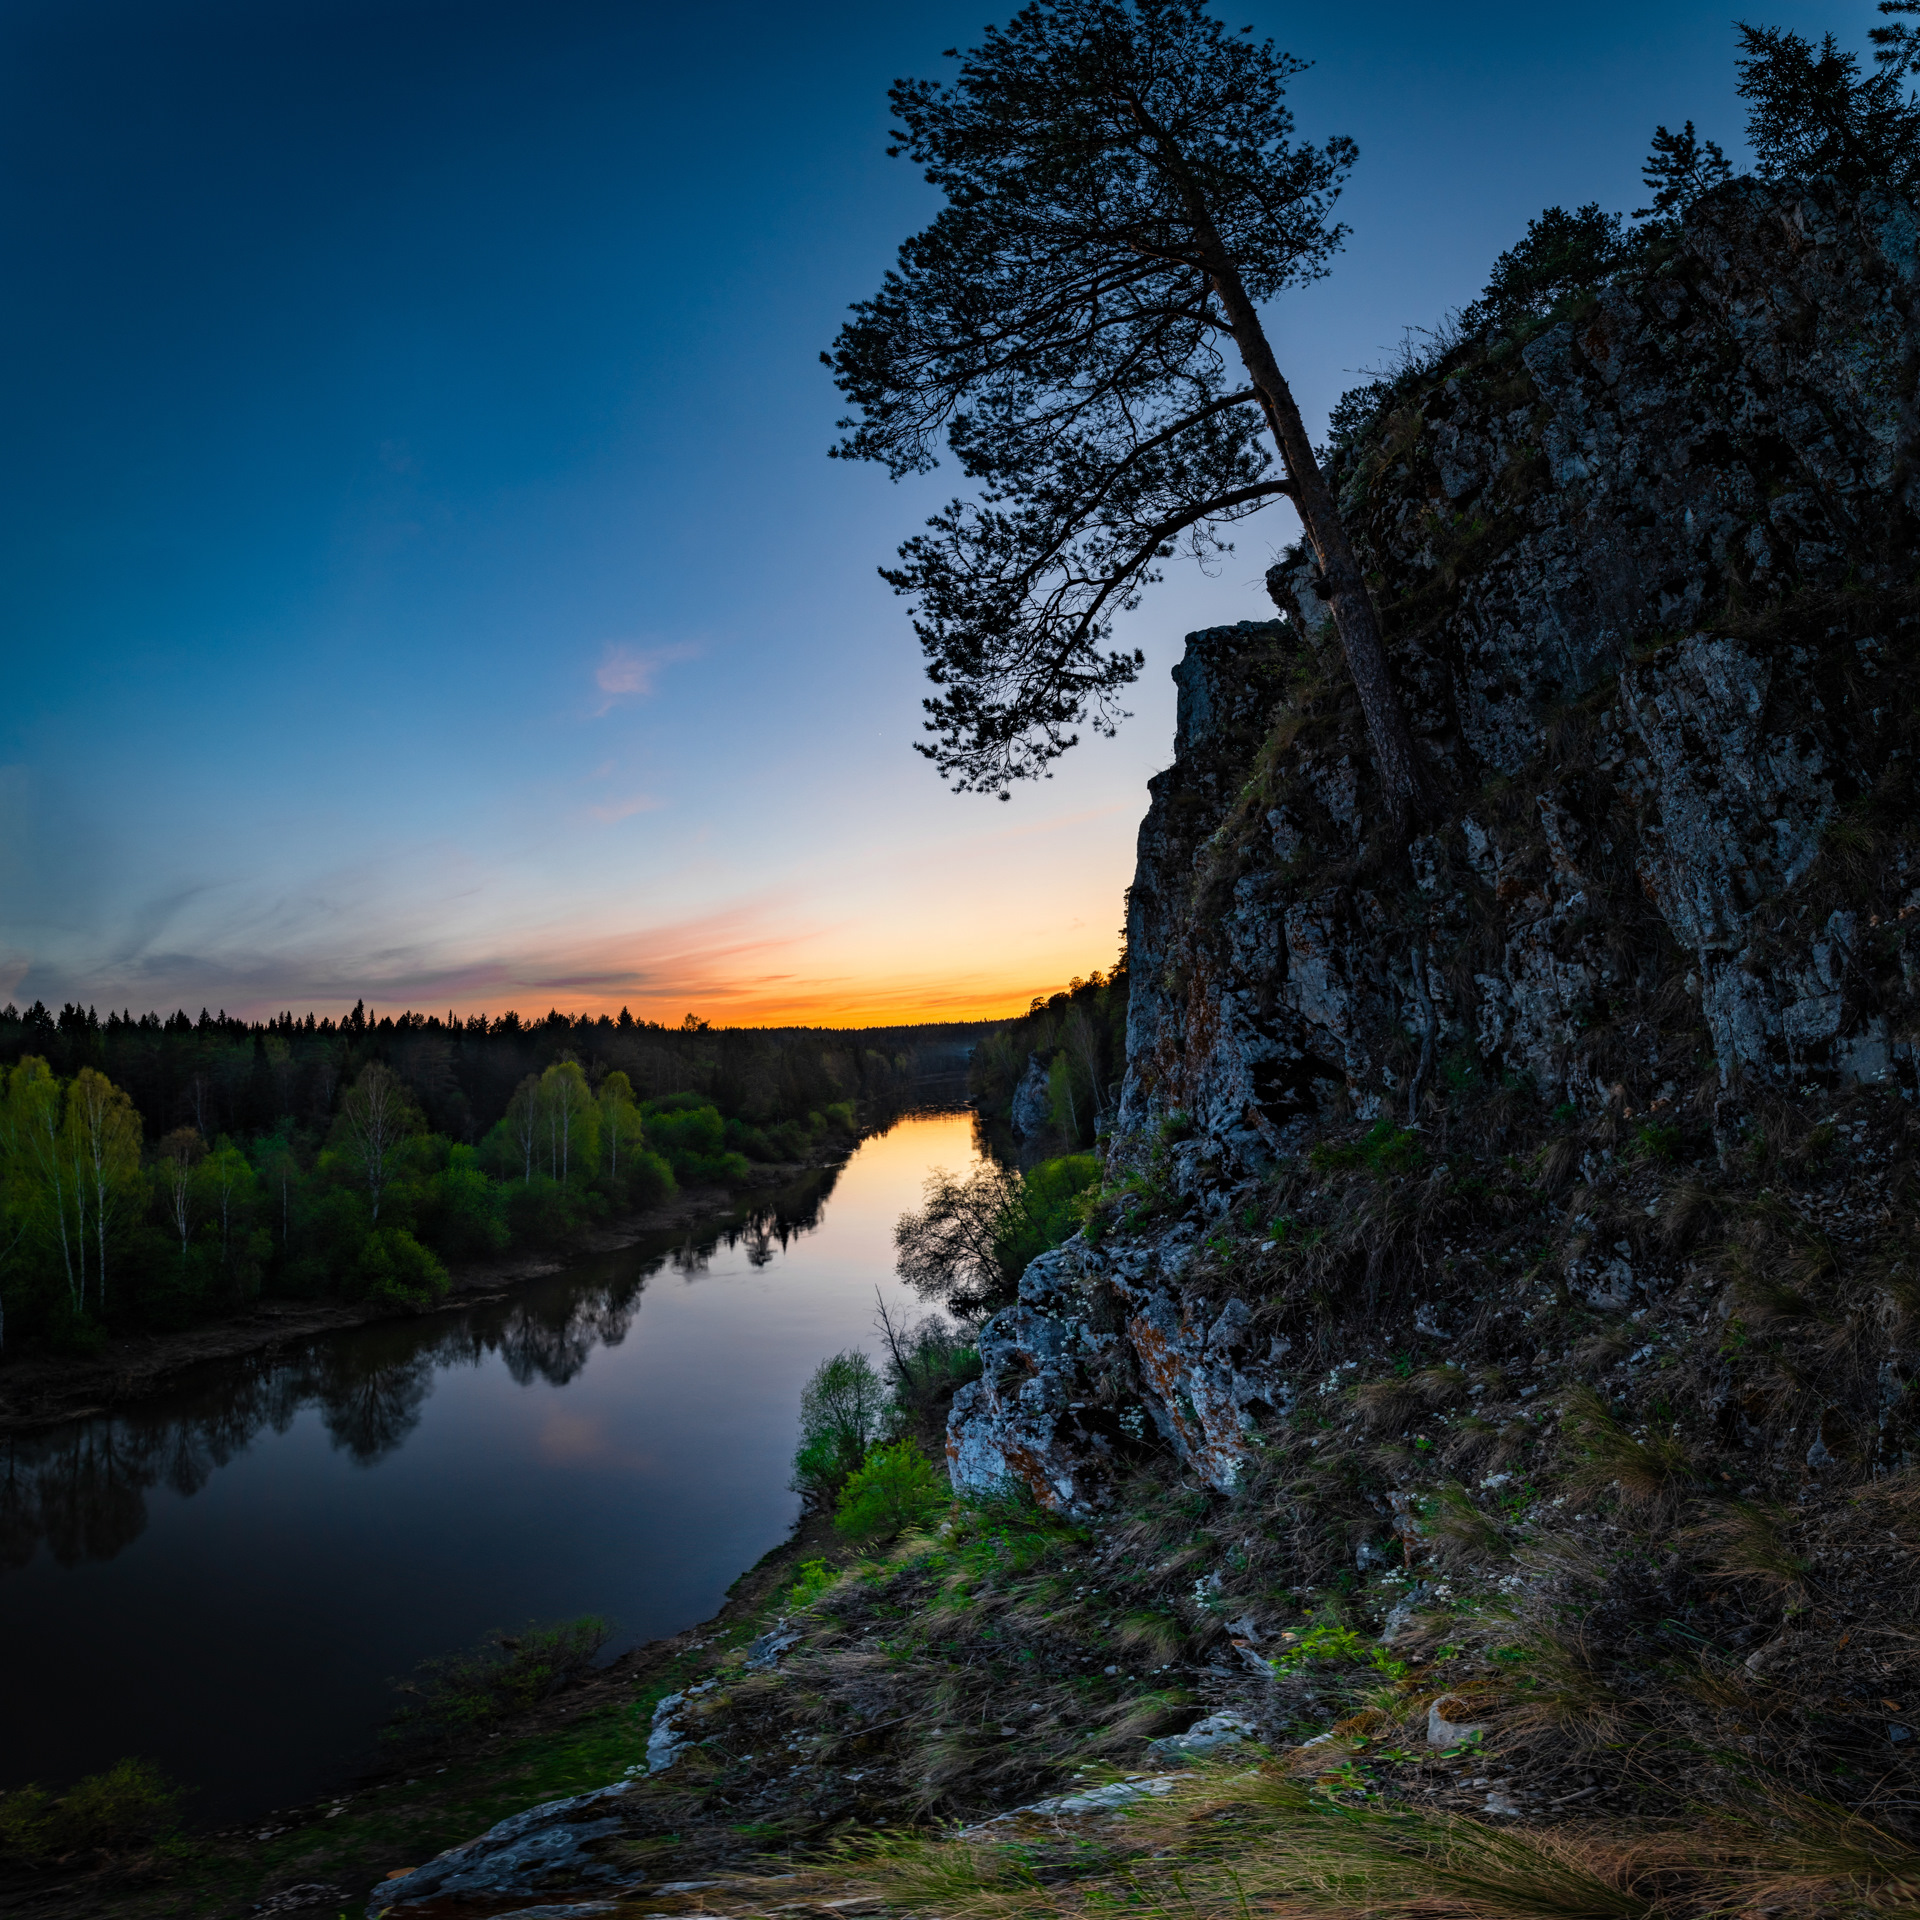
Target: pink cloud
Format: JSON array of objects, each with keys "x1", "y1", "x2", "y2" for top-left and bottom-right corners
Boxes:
[
  {"x1": 592, "y1": 642, "x2": 698, "y2": 715},
  {"x1": 585, "y1": 792, "x2": 662, "y2": 823}
]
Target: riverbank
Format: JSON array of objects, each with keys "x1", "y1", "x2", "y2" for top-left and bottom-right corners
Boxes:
[
  {"x1": 0, "y1": 1158, "x2": 836, "y2": 1432},
  {"x1": 1, "y1": 1109, "x2": 1011, "y2": 1920},
  {"x1": 2, "y1": 1504, "x2": 847, "y2": 1920}
]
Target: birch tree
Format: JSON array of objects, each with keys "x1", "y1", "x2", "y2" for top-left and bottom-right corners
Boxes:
[
  {"x1": 538, "y1": 1060, "x2": 594, "y2": 1183},
  {"x1": 63, "y1": 1069, "x2": 143, "y2": 1311},
  {"x1": 503, "y1": 1074, "x2": 542, "y2": 1183},
  {"x1": 9, "y1": 1058, "x2": 81, "y2": 1312},
  {"x1": 597, "y1": 1071, "x2": 644, "y2": 1185},
  {"x1": 337, "y1": 1064, "x2": 414, "y2": 1224},
  {"x1": 159, "y1": 1127, "x2": 203, "y2": 1260}
]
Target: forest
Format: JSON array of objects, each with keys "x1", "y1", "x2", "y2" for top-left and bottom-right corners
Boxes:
[
  {"x1": 0, "y1": 998, "x2": 978, "y2": 1350},
  {"x1": 966, "y1": 964, "x2": 1128, "y2": 1154}
]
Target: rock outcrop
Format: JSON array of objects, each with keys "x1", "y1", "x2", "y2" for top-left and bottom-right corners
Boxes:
[{"x1": 951, "y1": 176, "x2": 1920, "y2": 1512}]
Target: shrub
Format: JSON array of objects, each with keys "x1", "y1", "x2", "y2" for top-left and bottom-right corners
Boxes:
[
  {"x1": 876, "y1": 1301, "x2": 981, "y2": 1427},
  {"x1": 353, "y1": 1227, "x2": 449, "y2": 1309},
  {"x1": 0, "y1": 1759, "x2": 182, "y2": 1858},
  {"x1": 792, "y1": 1350, "x2": 887, "y2": 1503},
  {"x1": 1267, "y1": 1622, "x2": 1407, "y2": 1683},
  {"x1": 642, "y1": 1100, "x2": 749, "y2": 1183},
  {"x1": 895, "y1": 1153, "x2": 1102, "y2": 1317},
  {"x1": 995, "y1": 1153, "x2": 1102, "y2": 1274},
  {"x1": 502, "y1": 1173, "x2": 591, "y2": 1246},
  {"x1": 788, "y1": 1558, "x2": 838, "y2": 1608},
  {"x1": 386, "y1": 1617, "x2": 613, "y2": 1747},
  {"x1": 620, "y1": 1146, "x2": 676, "y2": 1208},
  {"x1": 422, "y1": 1145, "x2": 510, "y2": 1259},
  {"x1": 834, "y1": 1440, "x2": 947, "y2": 1543}
]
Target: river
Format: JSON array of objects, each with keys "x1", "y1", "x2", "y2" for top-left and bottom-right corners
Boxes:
[{"x1": 0, "y1": 1109, "x2": 981, "y2": 1824}]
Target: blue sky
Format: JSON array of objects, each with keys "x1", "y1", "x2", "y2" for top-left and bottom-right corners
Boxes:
[{"x1": 0, "y1": 0, "x2": 1878, "y2": 1023}]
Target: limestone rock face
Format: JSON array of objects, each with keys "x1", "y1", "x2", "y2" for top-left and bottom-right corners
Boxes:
[
  {"x1": 946, "y1": 1233, "x2": 1294, "y2": 1510},
  {"x1": 1114, "y1": 177, "x2": 1920, "y2": 1178},
  {"x1": 365, "y1": 1784, "x2": 638, "y2": 1917},
  {"x1": 949, "y1": 177, "x2": 1920, "y2": 1512},
  {"x1": 1009, "y1": 1052, "x2": 1054, "y2": 1140}
]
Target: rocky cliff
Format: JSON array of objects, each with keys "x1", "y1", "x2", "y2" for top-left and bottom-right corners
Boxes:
[{"x1": 950, "y1": 174, "x2": 1920, "y2": 1527}]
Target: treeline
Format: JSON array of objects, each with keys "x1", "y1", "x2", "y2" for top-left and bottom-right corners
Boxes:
[
  {"x1": 0, "y1": 1000, "x2": 980, "y2": 1353},
  {"x1": 968, "y1": 967, "x2": 1127, "y2": 1154},
  {"x1": 1324, "y1": 14, "x2": 1920, "y2": 457},
  {"x1": 0, "y1": 1000, "x2": 974, "y2": 1149}
]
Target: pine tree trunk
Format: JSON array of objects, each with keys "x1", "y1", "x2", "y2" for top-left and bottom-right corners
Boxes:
[{"x1": 1202, "y1": 251, "x2": 1437, "y2": 835}]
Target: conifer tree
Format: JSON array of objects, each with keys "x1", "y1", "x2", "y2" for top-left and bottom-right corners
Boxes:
[
  {"x1": 827, "y1": 0, "x2": 1434, "y2": 828},
  {"x1": 1737, "y1": 1, "x2": 1920, "y2": 190},
  {"x1": 1635, "y1": 122, "x2": 1734, "y2": 222}
]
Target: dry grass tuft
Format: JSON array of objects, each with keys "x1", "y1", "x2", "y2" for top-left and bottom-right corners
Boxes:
[
  {"x1": 1560, "y1": 1387, "x2": 1696, "y2": 1511},
  {"x1": 1686, "y1": 1501, "x2": 1812, "y2": 1600},
  {"x1": 730, "y1": 1759, "x2": 1920, "y2": 1920},
  {"x1": 1354, "y1": 1376, "x2": 1425, "y2": 1433}
]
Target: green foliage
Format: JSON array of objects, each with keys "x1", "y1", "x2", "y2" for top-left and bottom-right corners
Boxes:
[
  {"x1": 787, "y1": 1558, "x2": 838, "y2": 1609},
  {"x1": 1738, "y1": 7, "x2": 1920, "y2": 192},
  {"x1": 419, "y1": 1143, "x2": 511, "y2": 1259},
  {"x1": 793, "y1": 1350, "x2": 888, "y2": 1504},
  {"x1": 970, "y1": 968, "x2": 1127, "y2": 1151},
  {"x1": 994, "y1": 1153, "x2": 1102, "y2": 1274},
  {"x1": 352, "y1": 1226, "x2": 450, "y2": 1309},
  {"x1": 1266, "y1": 1622, "x2": 1408, "y2": 1683},
  {"x1": 895, "y1": 1152, "x2": 1101, "y2": 1315},
  {"x1": 834, "y1": 1439, "x2": 948, "y2": 1543},
  {"x1": 385, "y1": 1617, "x2": 614, "y2": 1748},
  {"x1": 640, "y1": 1099, "x2": 752, "y2": 1185},
  {"x1": 0, "y1": 1000, "x2": 957, "y2": 1344},
  {"x1": 1309, "y1": 1120, "x2": 1423, "y2": 1176},
  {"x1": 0, "y1": 1758, "x2": 182, "y2": 1859}
]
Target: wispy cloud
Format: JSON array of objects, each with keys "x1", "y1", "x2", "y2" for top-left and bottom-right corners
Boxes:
[
  {"x1": 585, "y1": 792, "x2": 661, "y2": 824},
  {"x1": 591, "y1": 642, "x2": 698, "y2": 716}
]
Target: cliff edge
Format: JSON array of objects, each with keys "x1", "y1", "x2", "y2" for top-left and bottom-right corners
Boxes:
[{"x1": 944, "y1": 179, "x2": 1920, "y2": 1828}]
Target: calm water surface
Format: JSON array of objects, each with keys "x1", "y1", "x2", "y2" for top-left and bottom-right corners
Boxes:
[{"x1": 0, "y1": 1111, "x2": 980, "y2": 1822}]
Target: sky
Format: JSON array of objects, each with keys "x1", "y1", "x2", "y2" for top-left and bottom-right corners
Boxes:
[{"x1": 0, "y1": 0, "x2": 1882, "y2": 1027}]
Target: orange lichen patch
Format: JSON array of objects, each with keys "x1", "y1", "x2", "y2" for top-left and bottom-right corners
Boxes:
[
  {"x1": 1128, "y1": 1314, "x2": 1205, "y2": 1454},
  {"x1": 1126, "y1": 1310, "x2": 1254, "y2": 1490}
]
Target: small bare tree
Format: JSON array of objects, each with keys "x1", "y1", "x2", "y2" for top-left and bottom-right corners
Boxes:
[
  {"x1": 1063, "y1": 1005, "x2": 1109, "y2": 1124},
  {"x1": 338, "y1": 1064, "x2": 412, "y2": 1224},
  {"x1": 894, "y1": 1161, "x2": 1026, "y2": 1316},
  {"x1": 159, "y1": 1127, "x2": 204, "y2": 1259}
]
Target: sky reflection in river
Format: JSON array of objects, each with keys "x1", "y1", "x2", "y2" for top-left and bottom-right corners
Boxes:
[{"x1": 0, "y1": 1110, "x2": 979, "y2": 1821}]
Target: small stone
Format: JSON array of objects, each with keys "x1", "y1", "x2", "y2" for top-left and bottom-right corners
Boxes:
[
  {"x1": 1427, "y1": 1697, "x2": 1487, "y2": 1749},
  {"x1": 1147, "y1": 1710, "x2": 1255, "y2": 1762}
]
